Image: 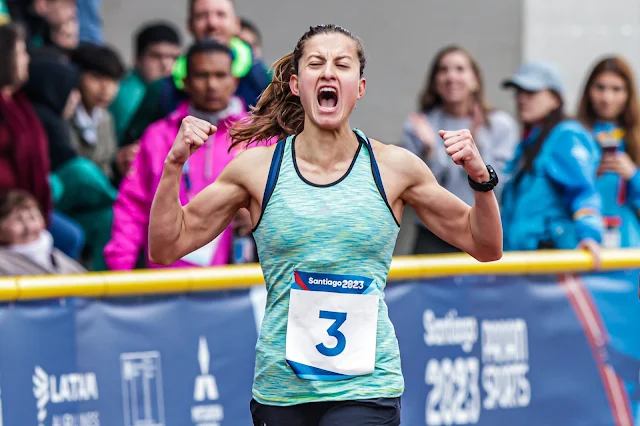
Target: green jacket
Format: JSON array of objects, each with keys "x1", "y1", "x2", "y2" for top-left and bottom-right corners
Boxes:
[{"x1": 108, "y1": 70, "x2": 148, "y2": 142}]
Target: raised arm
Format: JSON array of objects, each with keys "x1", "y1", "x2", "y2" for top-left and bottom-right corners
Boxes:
[
  {"x1": 397, "y1": 129, "x2": 503, "y2": 262},
  {"x1": 148, "y1": 116, "x2": 250, "y2": 265}
]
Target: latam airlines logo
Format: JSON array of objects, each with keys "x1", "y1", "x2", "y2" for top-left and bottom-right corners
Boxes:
[{"x1": 32, "y1": 366, "x2": 99, "y2": 426}]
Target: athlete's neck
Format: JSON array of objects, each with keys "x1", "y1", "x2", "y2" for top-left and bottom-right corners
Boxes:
[{"x1": 296, "y1": 121, "x2": 359, "y2": 168}]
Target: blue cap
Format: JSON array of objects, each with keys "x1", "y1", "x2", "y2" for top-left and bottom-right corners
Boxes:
[{"x1": 502, "y1": 61, "x2": 565, "y2": 96}]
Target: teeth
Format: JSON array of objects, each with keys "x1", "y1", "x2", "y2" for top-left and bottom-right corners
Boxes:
[{"x1": 320, "y1": 87, "x2": 336, "y2": 93}]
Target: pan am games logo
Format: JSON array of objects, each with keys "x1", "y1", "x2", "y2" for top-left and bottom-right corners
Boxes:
[
  {"x1": 192, "y1": 337, "x2": 224, "y2": 425},
  {"x1": 32, "y1": 366, "x2": 100, "y2": 426}
]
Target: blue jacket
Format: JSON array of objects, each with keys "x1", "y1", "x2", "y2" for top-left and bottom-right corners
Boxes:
[
  {"x1": 501, "y1": 120, "x2": 603, "y2": 251},
  {"x1": 592, "y1": 122, "x2": 640, "y2": 248}
]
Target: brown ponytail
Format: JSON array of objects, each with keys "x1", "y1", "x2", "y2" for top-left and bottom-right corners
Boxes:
[
  {"x1": 229, "y1": 53, "x2": 305, "y2": 148},
  {"x1": 229, "y1": 24, "x2": 366, "y2": 150}
]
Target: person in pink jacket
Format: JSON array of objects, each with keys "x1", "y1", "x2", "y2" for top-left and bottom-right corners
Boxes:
[{"x1": 104, "y1": 40, "x2": 252, "y2": 270}]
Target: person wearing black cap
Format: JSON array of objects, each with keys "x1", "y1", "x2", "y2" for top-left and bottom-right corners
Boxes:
[
  {"x1": 500, "y1": 61, "x2": 603, "y2": 264},
  {"x1": 109, "y1": 22, "x2": 182, "y2": 144}
]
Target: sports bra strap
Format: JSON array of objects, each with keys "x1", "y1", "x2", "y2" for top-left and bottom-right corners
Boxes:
[
  {"x1": 260, "y1": 138, "x2": 286, "y2": 211},
  {"x1": 353, "y1": 128, "x2": 389, "y2": 202}
]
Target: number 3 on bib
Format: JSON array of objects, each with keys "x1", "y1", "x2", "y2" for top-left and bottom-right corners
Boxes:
[
  {"x1": 316, "y1": 311, "x2": 347, "y2": 356},
  {"x1": 286, "y1": 270, "x2": 380, "y2": 381}
]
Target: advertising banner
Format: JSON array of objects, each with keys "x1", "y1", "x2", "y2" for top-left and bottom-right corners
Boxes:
[{"x1": 0, "y1": 273, "x2": 637, "y2": 426}]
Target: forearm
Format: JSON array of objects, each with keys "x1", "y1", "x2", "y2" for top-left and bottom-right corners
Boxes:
[
  {"x1": 148, "y1": 159, "x2": 185, "y2": 264},
  {"x1": 468, "y1": 190, "x2": 503, "y2": 261}
]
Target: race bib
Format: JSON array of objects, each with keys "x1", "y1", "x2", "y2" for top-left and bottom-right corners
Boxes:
[
  {"x1": 285, "y1": 270, "x2": 379, "y2": 381},
  {"x1": 180, "y1": 235, "x2": 222, "y2": 267}
]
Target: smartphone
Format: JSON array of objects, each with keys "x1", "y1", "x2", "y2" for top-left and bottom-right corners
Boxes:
[
  {"x1": 597, "y1": 129, "x2": 623, "y2": 154},
  {"x1": 600, "y1": 138, "x2": 620, "y2": 155}
]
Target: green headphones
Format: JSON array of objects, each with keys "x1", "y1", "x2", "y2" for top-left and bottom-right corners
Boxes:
[{"x1": 172, "y1": 37, "x2": 254, "y2": 90}]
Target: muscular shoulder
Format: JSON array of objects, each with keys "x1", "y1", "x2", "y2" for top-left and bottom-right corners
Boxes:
[
  {"x1": 229, "y1": 142, "x2": 277, "y2": 170},
  {"x1": 224, "y1": 142, "x2": 278, "y2": 188},
  {"x1": 370, "y1": 139, "x2": 428, "y2": 177},
  {"x1": 368, "y1": 139, "x2": 435, "y2": 195}
]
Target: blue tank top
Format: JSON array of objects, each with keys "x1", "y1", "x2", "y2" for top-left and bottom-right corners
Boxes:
[{"x1": 251, "y1": 129, "x2": 404, "y2": 405}]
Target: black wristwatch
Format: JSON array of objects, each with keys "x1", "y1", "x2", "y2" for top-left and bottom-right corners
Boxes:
[{"x1": 468, "y1": 165, "x2": 499, "y2": 192}]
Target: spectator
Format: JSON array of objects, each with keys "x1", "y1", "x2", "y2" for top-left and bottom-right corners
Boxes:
[
  {"x1": 0, "y1": 23, "x2": 84, "y2": 260},
  {"x1": 239, "y1": 17, "x2": 263, "y2": 60},
  {"x1": 7, "y1": 0, "x2": 76, "y2": 50},
  {"x1": 110, "y1": 22, "x2": 181, "y2": 143},
  {"x1": 500, "y1": 61, "x2": 602, "y2": 256},
  {"x1": 69, "y1": 42, "x2": 125, "y2": 178},
  {"x1": 577, "y1": 56, "x2": 640, "y2": 248},
  {"x1": 179, "y1": 0, "x2": 270, "y2": 108},
  {"x1": 0, "y1": 189, "x2": 85, "y2": 275},
  {"x1": 23, "y1": 54, "x2": 80, "y2": 173},
  {"x1": 49, "y1": 13, "x2": 79, "y2": 53},
  {"x1": 104, "y1": 40, "x2": 248, "y2": 271},
  {"x1": 401, "y1": 45, "x2": 519, "y2": 254},
  {"x1": 23, "y1": 54, "x2": 116, "y2": 270},
  {"x1": 123, "y1": 0, "x2": 271, "y2": 147},
  {"x1": 0, "y1": 23, "x2": 49, "y2": 219}
]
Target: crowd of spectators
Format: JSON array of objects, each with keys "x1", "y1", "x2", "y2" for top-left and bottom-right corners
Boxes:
[{"x1": 1, "y1": 0, "x2": 639, "y2": 276}]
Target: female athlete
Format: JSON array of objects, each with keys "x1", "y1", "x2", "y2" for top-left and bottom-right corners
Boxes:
[{"x1": 148, "y1": 24, "x2": 502, "y2": 426}]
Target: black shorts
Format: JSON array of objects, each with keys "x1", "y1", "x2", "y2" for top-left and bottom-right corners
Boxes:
[{"x1": 250, "y1": 397, "x2": 401, "y2": 426}]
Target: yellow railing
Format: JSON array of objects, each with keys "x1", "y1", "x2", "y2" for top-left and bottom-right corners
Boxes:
[{"x1": 1, "y1": 249, "x2": 639, "y2": 302}]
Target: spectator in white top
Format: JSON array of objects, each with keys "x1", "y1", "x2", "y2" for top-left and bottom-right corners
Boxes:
[{"x1": 402, "y1": 45, "x2": 519, "y2": 254}]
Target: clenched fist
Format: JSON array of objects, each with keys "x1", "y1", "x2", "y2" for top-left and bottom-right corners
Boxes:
[
  {"x1": 439, "y1": 129, "x2": 489, "y2": 182},
  {"x1": 167, "y1": 116, "x2": 217, "y2": 165}
]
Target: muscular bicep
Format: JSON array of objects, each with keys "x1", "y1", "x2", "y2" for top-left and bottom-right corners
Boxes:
[{"x1": 400, "y1": 154, "x2": 473, "y2": 251}]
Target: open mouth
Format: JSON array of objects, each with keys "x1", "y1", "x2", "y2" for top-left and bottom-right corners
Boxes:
[{"x1": 317, "y1": 87, "x2": 338, "y2": 110}]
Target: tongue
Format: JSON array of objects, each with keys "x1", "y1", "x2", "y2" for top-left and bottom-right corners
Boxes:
[{"x1": 320, "y1": 97, "x2": 337, "y2": 108}]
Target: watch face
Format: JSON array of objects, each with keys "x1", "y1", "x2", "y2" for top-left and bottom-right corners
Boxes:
[{"x1": 487, "y1": 166, "x2": 498, "y2": 184}]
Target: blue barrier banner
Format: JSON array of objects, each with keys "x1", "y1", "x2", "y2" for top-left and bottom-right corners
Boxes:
[
  {"x1": 0, "y1": 273, "x2": 638, "y2": 426},
  {"x1": 388, "y1": 272, "x2": 640, "y2": 426}
]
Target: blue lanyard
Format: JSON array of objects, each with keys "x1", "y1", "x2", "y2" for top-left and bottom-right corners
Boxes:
[{"x1": 183, "y1": 160, "x2": 193, "y2": 199}]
